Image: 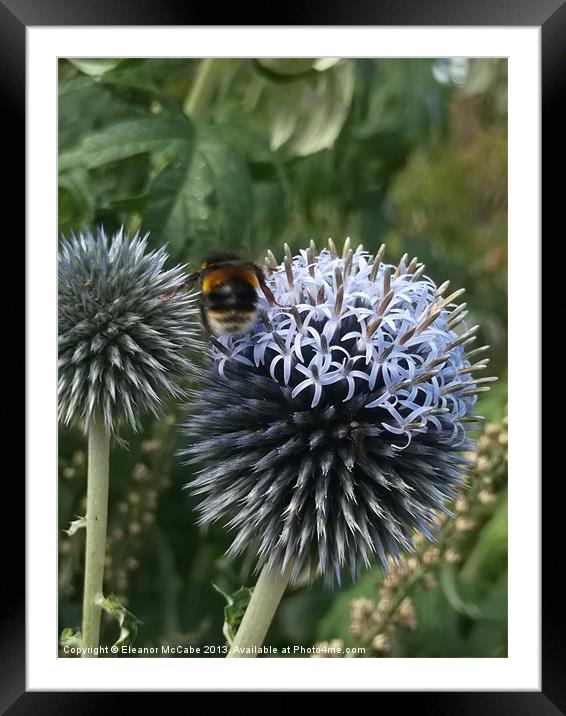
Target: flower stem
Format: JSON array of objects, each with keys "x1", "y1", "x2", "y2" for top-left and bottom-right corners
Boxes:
[
  {"x1": 81, "y1": 413, "x2": 110, "y2": 656},
  {"x1": 183, "y1": 58, "x2": 224, "y2": 120},
  {"x1": 227, "y1": 561, "x2": 293, "y2": 658}
]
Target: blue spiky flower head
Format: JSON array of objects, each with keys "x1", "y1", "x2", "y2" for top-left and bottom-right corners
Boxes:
[
  {"x1": 181, "y1": 239, "x2": 494, "y2": 586},
  {"x1": 58, "y1": 227, "x2": 200, "y2": 433}
]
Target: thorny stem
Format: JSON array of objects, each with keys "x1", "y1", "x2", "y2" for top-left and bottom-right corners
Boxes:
[
  {"x1": 81, "y1": 413, "x2": 110, "y2": 656},
  {"x1": 227, "y1": 561, "x2": 293, "y2": 658}
]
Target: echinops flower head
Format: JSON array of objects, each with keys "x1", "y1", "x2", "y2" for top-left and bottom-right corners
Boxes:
[
  {"x1": 181, "y1": 239, "x2": 494, "y2": 586},
  {"x1": 58, "y1": 227, "x2": 200, "y2": 433}
]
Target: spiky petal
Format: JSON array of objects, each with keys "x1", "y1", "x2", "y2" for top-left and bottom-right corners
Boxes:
[{"x1": 181, "y1": 241, "x2": 493, "y2": 586}]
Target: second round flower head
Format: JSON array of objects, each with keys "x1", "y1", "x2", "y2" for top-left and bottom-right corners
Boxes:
[
  {"x1": 58, "y1": 227, "x2": 201, "y2": 433},
  {"x1": 181, "y1": 240, "x2": 494, "y2": 586}
]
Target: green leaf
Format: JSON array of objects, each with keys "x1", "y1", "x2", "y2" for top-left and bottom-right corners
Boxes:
[
  {"x1": 398, "y1": 588, "x2": 467, "y2": 657},
  {"x1": 212, "y1": 583, "x2": 253, "y2": 645},
  {"x1": 313, "y1": 58, "x2": 342, "y2": 72},
  {"x1": 457, "y1": 570, "x2": 508, "y2": 657},
  {"x1": 97, "y1": 594, "x2": 142, "y2": 648},
  {"x1": 143, "y1": 127, "x2": 252, "y2": 254},
  {"x1": 108, "y1": 194, "x2": 150, "y2": 214},
  {"x1": 60, "y1": 627, "x2": 82, "y2": 648},
  {"x1": 353, "y1": 60, "x2": 449, "y2": 145},
  {"x1": 58, "y1": 169, "x2": 95, "y2": 219},
  {"x1": 265, "y1": 60, "x2": 356, "y2": 158},
  {"x1": 257, "y1": 58, "x2": 319, "y2": 77},
  {"x1": 214, "y1": 115, "x2": 274, "y2": 164},
  {"x1": 251, "y1": 181, "x2": 287, "y2": 240},
  {"x1": 474, "y1": 569, "x2": 508, "y2": 623},
  {"x1": 64, "y1": 515, "x2": 87, "y2": 537},
  {"x1": 68, "y1": 59, "x2": 123, "y2": 77},
  {"x1": 255, "y1": 58, "x2": 343, "y2": 83},
  {"x1": 59, "y1": 116, "x2": 194, "y2": 171},
  {"x1": 460, "y1": 497, "x2": 508, "y2": 584}
]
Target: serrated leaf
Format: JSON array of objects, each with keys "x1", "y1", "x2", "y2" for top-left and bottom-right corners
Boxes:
[
  {"x1": 59, "y1": 116, "x2": 194, "y2": 172},
  {"x1": 212, "y1": 583, "x2": 253, "y2": 645},
  {"x1": 64, "y1": 515, "x2": 87, "y2": 536},
  {"x1": 68, "y1": 59, "x2": 123, "y2": 77},
  {"x1": 97, "y1": 594, "x2": 142, "y2": 648},
  {"x1": 265, "y1": 60, "x2": 355, "y2": 158},
  {"x1": 143, "y1": 127, "x2": 252, "y2": 253}
]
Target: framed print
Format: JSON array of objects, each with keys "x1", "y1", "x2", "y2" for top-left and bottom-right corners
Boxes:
[{"x1": 8, "y1": 0, "x2": 561, "y2": 707}]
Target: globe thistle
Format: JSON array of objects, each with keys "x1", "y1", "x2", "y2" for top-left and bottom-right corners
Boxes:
[
  {"x1": 59, "y1": 227, "x2": 200, "y2": 433},
  {"x1": 181, "y1": 239, "x2": 493, "y2": 586}
]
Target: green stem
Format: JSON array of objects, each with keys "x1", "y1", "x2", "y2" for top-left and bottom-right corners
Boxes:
[
  {"x1": 81, "y1": 413, "x2": 110, "y2": 656},
  {"x1": 183, "y1": 58, "x2": 224, "y2": 120},
  {"x1": 227, "y1": 561, "x2": 293, "y2": 658}
]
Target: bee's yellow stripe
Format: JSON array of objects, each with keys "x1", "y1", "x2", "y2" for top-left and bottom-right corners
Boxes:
[{"x1": 202, "y1": 267, "x2": 259, "y2": 293}]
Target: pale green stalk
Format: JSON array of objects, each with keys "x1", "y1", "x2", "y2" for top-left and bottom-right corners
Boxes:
[
  {"x1": 227, "y1": 561, "x2": 293, "y2": 658},
  {"x1": 81, "y1": 413, "x2": 110, "y2": 657}
]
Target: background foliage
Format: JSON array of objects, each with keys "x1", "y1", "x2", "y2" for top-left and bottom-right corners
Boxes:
[{"x1": 58, "y1": 57, "x2": 508, "y2": 657}]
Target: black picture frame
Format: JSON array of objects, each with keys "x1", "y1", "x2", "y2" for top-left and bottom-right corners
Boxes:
[{"x1": 8, "y1": 0, "x2": 561, "y2": 708}]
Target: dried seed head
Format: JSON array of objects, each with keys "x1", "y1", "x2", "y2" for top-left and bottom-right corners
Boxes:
[
  {"x1": 455, "y1": 516, "x2": 477, "y2": 534},
  {"x1": 479, "y1": 489, "x2": 496, "y2": 505},
  {"x1": 397, "y1": 597, "x2": 417, "y2": 629},
  {"x1": 455, "y1": 498, "x2": 470, "y2": 513},
  {"x1": 445, "y1": 549, "x2": 461, "y2": 564},
  {"x1": 423, "y1": 548, "x2": 440, "y2": 567},
  {"x1": 371, "y1": 633, "x2": 391, "y2": 653}
]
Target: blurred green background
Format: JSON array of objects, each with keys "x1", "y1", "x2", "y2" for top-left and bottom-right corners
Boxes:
[{"x1": 58, "y1": 58, "x2": 508, "y2": 657}]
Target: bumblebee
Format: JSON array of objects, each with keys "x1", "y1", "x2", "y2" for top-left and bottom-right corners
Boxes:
[{"x1": 186, "y1": 254, "x2": 279, "y2": 336}]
